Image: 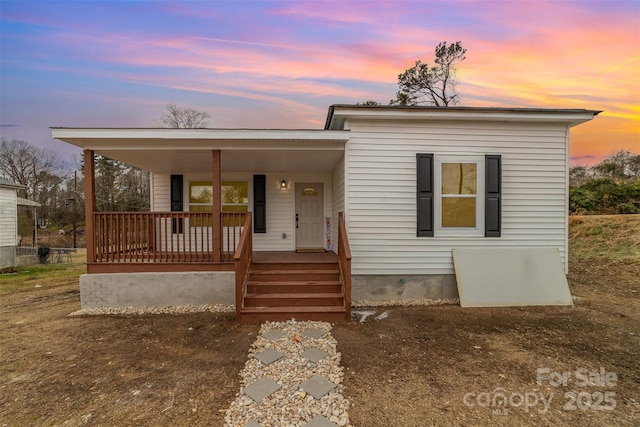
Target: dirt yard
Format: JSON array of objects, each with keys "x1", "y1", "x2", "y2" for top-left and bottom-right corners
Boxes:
[{"x1": 1, "y1": 216, "x2": 639, "y2": 426}]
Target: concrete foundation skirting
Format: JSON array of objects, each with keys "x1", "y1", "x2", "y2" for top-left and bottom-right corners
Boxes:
[
  {"x1": 0, "y1": 246, "x2": 16, "y2": 269},
  {"x1": 352, "y1": 274, "x2": 459, "y2": 302},
  {"x1": 79, "y1": 272, "x2": 458, "y2": 309},
  {"x1": 79, "y1": 272, "x2": 235, "y2": 308},
  {"x1": 16, "y1": 255, "x2": 38, "y2": 267}
]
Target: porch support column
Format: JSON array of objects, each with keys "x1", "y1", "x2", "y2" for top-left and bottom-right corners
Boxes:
[
  {"x1": 212, "y1": 150, "x2": 222, "y2": 262},
  {"x1": 84, "y1": 149, "x2": 96, "y2": 263}
]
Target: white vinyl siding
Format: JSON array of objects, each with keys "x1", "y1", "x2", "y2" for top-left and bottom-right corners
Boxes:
[
  {"x1": 151, "y1": 173, "x2": 170, "y2": 211},
  {"x1": 344, "y1": 119, "x2": 569, "y2": 275},
  {"x1": 331, "y1": 156, "x2": 345, "y2": 253},
  {"x1": 253, "y1": 175, "x2": 293, "y2": 251},
  {"x1": 0, "y1": 187, "x2": 18, "y2": 247}
]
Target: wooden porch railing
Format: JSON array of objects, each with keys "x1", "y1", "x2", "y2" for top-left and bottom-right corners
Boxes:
[
  {"x1": 234, "y1": 213, "x2": 252, "y2": 321},
  {"x1": 338, "y1": 211, "x2": 352, "y2": 320},
  {"x1": 91, "y1": 211, "x2": 246, "y2": 263}
]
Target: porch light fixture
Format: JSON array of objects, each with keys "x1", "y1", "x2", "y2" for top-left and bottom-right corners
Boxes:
[{"x1": 280, "y1": 180, "x2": 287, "y2": 189}]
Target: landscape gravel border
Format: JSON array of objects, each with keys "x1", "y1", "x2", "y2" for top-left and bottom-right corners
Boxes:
[
  {"x1": 68, "y1": 299, "x2": 460, "y2": 317},
  {"x1": 68, "y1": 304, "x2": 234, "y2": 316}
]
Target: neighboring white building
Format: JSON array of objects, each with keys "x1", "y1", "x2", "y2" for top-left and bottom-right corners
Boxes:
[
  {"x1": 53, "y1": 105, "x2": 600, "y2": 320},
  {"x1": 0, "y1": 178, "x2": 26, "y2": 269}
]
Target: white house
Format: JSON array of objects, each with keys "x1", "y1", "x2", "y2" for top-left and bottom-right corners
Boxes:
[
  {"x1": 52, "y1": 105, "x2": 599, "y2": 322},
  {"x1": 0, "y1": 179, "x2": 26, "y2": 268}
]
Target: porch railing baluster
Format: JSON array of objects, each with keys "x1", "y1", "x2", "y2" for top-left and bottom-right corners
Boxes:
[{"x1": 91, "y1": 211, "x2": 247, "y2": 265}]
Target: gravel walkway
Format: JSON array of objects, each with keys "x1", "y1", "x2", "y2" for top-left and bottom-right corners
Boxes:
[{"x1": 224, "y1": 320, "x2": 351, "y2": 427}]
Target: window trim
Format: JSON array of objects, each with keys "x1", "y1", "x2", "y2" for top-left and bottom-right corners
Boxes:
[{"x1": 434, "y1": 155, "x2": 485, "y2": 237}]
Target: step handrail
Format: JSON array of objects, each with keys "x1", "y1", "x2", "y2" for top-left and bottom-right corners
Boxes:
[
  {"x1": 234, "y1": 213, "x2": 253, "y2": 321},
  {"x1": 338, "y1": 212, "x2": 352, "y2": 321}
]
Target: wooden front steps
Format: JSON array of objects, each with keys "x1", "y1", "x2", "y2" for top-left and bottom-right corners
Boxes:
[{"x1": 238, "y1": 255, "x2": 348, "y2": 323}]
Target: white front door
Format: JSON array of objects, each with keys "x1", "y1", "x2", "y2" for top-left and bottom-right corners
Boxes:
[{"x1": 295, "y1": 183, "x2": 324, "y2": 249}]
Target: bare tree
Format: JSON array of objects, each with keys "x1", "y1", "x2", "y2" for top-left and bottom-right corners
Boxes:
[
  {"x1": 393, "y1": 41, "x2": 467, "y2": 107},
  {"x1": 0, "y1": 138, "x2": 60, "y2": 200},
  {"x1": 159, "y1": 103, "x2": 211, "y2": 128},
  {"x1": 569, "y1": 165, "x2": 593, "y2": 187},
  {"x1": 592, "y1": 150, "x2": 640, "y2": 183}
]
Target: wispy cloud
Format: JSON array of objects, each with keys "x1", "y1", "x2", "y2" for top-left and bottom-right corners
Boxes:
[
  {"x1": 189, "y1": 36, "x2": 325, "y2": 52},
  {"x1": 1, "y1": 0, "x2": 638, "y2": 163}
]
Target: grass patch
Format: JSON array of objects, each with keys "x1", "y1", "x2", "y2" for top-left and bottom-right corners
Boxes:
[
  {"x1": 0, "y1": 249, "x2": 86, "y2": 295},
  {"x1": 569, "y1": 214, "x2": 640, "y2": 259}
]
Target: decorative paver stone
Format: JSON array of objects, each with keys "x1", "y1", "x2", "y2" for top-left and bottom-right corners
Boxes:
[
  {"x1": 243, "y1": 377, "x2": 281, "y2": 403},
  {"x1": 303, "y1": 414, "x2": 338, "y2": 427},
  {"x1": 300, "y1": 347, "x2": 329, "y2": 363},
  {"x1": 302, "y1": 328, "x2": 325, "y2": 339},
  {"x1": 254, "y1": 349, "x2": 284, "y2": 365},
  {"x1": 225, "y1": 321, "x2": 350, "y2": 426},
  {"x1": 262, "y1": 329, "x2": 284, "y2": 341},
  {"x1": 299, "y1": 374, "x2": 336, "y2": 399}
]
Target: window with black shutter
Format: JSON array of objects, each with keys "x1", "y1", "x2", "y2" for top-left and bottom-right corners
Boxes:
[
  {"x1": 417, "y1": 154, "x2": 502, "y2": 237},
  {"x1": 253, "y1": 175, "x2": 266, "y2": 233},
  {"x1": 416, "y1": 154, "x2": 434, "y2": 237},
  {"x1": 170, "y1": 174, "x2": 183, "y2": 233},
  {"x1": 485, "y1": 155, "x2": 502, "y2": 237}
]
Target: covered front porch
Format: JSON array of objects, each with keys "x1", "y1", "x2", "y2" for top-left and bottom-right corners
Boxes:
[
  {"x1": 53, "y1": 128, "x2": 352, "y2": 322},
  {"x1": 56, "y1": 129, "x2": 350, "y2": 270}
]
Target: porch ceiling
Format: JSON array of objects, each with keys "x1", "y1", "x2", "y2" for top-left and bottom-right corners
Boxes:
[
  {"x1": 51, "y1": 128, "x2": 349, "y2": 174},
  {"x1": 96, "y1": 148, "x2": 345, "y2": 173}
]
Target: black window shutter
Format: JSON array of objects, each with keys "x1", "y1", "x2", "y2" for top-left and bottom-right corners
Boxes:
[
  {"x1": 170, "y1": 174, "x2": 183, "y2": 233},
  {"x1": 485, "y1": 155, "x2": 502, "y2": 237},
  {"x1": 417, "y1": 154, "x2": 434, "y2": 237},
  {"x1": 253, "y1": 175, "x2": 266, "y2": 233}
]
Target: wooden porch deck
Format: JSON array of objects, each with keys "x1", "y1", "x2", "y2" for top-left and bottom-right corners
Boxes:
[{"x1": 87, "y1": 251, "x2": 337, "y2": 273}]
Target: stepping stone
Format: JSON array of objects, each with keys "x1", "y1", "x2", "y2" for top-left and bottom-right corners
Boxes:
[
  {"x1": 304, "y1": 414, "x2": 338, "y2": 427},
  {"x1": 254, "y1": 349, "x2": 284, "y2": 365},
  {"x1": 262, "y1": 329, "x2": 284, "y2": 341},
  {"x1": 300, "y1": 347, "x2": 329, "y2": 363},
  {"x1": 302, "y1": 328, "x2": 325, "y2": 339},
  {"x1": 244, "y1": 421, "x2": 262, "y2": 427},
  {"x1": 299, "y1": 375, "x2": 336, "y2": 399},
  {"x1": 243, "y1": 377, "x2": 281, "y2": 403}
]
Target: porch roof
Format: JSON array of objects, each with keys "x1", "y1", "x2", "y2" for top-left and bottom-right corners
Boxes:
[{"x1": 51, "y1": 128, "x2": 350, "y2": 174}]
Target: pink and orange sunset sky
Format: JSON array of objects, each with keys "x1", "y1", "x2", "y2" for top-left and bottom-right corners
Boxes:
[{"x1": 1, "y1": 0, "x2": 638, "y2": 167}]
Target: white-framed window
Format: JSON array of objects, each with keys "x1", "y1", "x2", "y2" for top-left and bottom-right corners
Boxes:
[
  {"x1": 434, "y1": 155, "x2": 485, "y2": 236},
  {"x1": 188, "y1": 180, "x2": 249, "y2": 226},
  {"x1": 188, "y1": 180, "x2": 248, "y2": 212}
]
